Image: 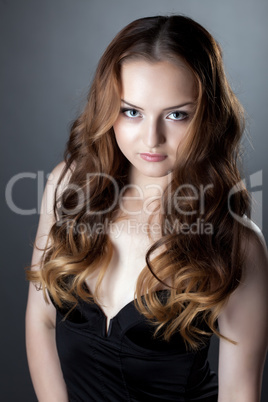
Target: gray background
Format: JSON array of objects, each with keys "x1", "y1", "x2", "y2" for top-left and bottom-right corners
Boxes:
[{"x1": 1, "y1": 0, "x2": 267, "y2": 400}]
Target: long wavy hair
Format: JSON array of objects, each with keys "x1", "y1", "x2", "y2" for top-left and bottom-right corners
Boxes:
[{"x1": 27, "y1": 15, "x2": 251, "y2": 349}]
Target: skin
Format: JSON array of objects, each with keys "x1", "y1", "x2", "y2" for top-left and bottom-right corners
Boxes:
[
  {"x1": 113, "y1": 59, "x2": 197, "y2": 191},
  {"x1": 26, "y1": 59, "x2": 268, "y2": 402}
]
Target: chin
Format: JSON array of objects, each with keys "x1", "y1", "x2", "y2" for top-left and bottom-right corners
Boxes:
[
  {"x1": 138, "y1": 167, "x2": 172, "y2": 178},
  {"x1": 130, "y1": 159, "x2": 174, "y2": 179}
]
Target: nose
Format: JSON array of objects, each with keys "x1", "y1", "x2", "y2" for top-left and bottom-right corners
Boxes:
[{"x1": 142, "y1": 117, "x2": 165, "y2": 148}]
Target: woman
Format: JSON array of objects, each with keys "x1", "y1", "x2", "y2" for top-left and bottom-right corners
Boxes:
[{"x1": 26, "y1": 15, "x2": 268, "y2": 401}]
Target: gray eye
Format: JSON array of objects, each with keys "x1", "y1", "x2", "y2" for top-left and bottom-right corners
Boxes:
[
  {"x1": 125, "y1": 109, "x2": 140, "y2": 118},
  {"x1": 168, "y1": 111, "x2": 187, "y2": 120}
]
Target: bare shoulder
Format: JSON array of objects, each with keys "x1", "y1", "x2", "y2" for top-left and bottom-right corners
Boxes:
[
  {"x1": 217, "y1": 222, "x2": 268, "y2": 399},
  {"x1": 218, "y1": 216, "x2": 268, "y2": 328},
  {"x1": 47, "y1": 160, "x2": 76, "y2": 188},
  {"x1": 34, "y1": 160, "x2": 75, "y2": 250},
  {"x1": 40, "y1": 160, "x2": 76, "y2": 212},
  {"x1": 240, "y1": 216, "x2": 268, "y2": 279}
]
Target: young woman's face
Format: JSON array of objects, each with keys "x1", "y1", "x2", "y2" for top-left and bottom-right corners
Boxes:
[{"x1": 113, "y1": 59, "x2": 197, "y2": 178}]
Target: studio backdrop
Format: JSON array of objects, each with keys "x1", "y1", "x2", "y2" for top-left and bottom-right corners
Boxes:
[{"x1": 1, "y1": 0, "x2": 267, "y2": 400}]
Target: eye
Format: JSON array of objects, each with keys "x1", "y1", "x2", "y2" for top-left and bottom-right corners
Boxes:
[
  {"x1": 167, "y1": 111, "x2": 188, "y2": 121},
  {"x1": 121, "y1": 108, "x2": 142, "y2": 119}
]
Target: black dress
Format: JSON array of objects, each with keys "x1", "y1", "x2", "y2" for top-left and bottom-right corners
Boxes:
[{"x1": 52, "y1": 290, "x2": 218, "y2": 401}]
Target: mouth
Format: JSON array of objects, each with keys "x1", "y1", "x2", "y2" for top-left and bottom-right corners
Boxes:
[{"x1": 139, "y1": 153, "x2": 167, "y2": 162}]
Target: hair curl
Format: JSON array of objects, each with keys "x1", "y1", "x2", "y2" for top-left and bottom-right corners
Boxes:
[{"x1": 27, "y1": 15, "x2": 251, "y2": 350}]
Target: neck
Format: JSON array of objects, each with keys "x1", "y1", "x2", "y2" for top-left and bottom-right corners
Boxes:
[
  {"x1": 117, "y1": 166, "x2": 172, "y2": 220},
  {"x1": 128, "y1": 166, "x2": 172, "y2": 198}
]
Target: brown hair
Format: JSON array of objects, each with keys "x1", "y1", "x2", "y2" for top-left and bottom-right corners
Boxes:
[{"x1": 27, "y1": 15, "x2": 251, "y2": 349}]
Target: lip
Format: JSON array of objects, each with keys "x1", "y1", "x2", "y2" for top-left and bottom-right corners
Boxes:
[{"x1": 140, "y1": 153, "x2": 167, "y2": 162}]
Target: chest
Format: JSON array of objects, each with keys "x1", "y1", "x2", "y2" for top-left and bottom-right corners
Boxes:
[{"x1": 85, "y1": 220, "x2": 154, "y2": 320}]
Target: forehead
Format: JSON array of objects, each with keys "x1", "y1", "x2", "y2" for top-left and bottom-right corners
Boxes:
[{"x1": 119, "y1": 59, "x2": 197, "y2": 108}]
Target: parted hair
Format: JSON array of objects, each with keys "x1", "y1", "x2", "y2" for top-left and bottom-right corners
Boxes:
[{"x1": 27, "y1": 15, "x2": 251, "y2": 349}]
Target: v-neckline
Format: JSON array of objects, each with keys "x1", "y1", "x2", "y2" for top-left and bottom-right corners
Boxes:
[{"x1": 93, "y1": 289, "x2": 170, "y2": 336}]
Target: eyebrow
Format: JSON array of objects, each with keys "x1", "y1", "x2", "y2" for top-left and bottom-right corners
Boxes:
[{"x1": 121, "y1": 99, "x2": 195, "y2": 111}]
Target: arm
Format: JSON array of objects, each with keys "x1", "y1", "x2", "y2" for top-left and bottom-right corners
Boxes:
[
  {"x1": 25, "y1": 161, "x2": 72, "y2": 402},
  {"x1": 218, "y1": 220, "x2": 268, "y2": 402}
]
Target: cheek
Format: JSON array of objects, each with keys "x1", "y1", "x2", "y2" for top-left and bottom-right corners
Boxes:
[
  {"x1": 113, "y1": 127, "x2": 129, "y2": 155},
  {"x1": 168, "y1": 124, "x2": 190, "y2": 149},
  {"x1": 113, "y1": 123, "x2": 124, "y2": 146},
  {"x1": 113, "y1": 120, "x2": 137, "y2": 148},
  {"x1": 170, "y1": 136, "x2": 183, "y2": 150}
]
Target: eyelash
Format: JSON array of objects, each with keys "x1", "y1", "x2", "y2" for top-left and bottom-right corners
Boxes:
[
  {"x1": 120, "y1": 108, "x2": 141, "y2": 118},
  {"x1": 120, "y1": 108, "x2": 189, "y2": 121}
]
